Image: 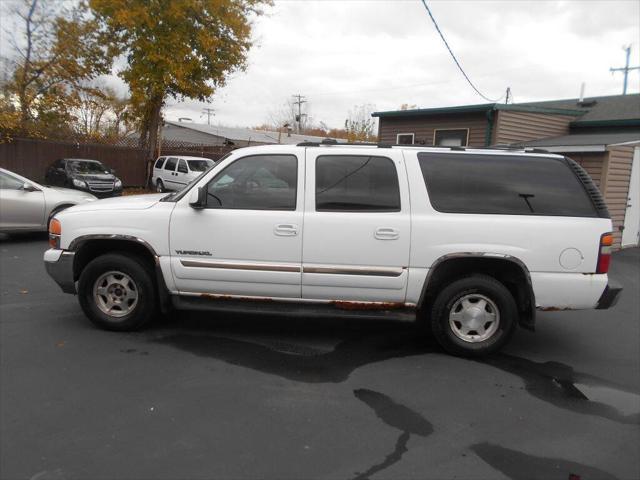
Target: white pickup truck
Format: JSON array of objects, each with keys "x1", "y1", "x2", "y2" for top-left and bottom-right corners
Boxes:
[{"x1": 44, "y1": 143, "x2": 622, "y2": 356}]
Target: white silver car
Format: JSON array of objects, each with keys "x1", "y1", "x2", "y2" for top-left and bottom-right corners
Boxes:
[
  {"x1": 0, "y1": 168, "x2": 97, "y2": 233},
  {"x1": 152, "y1": 156, "x2": 215, "y2": 192}
]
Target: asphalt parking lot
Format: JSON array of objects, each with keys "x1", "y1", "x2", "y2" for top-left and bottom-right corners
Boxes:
[{"x1": 1, "y1": 234, "x2": 638, "y2": 480}]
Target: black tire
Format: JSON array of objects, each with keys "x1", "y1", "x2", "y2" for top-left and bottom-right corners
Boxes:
[
  {"x1": 430, "y1": 274, "x2": 517, "y2": 357},
  {"x1": 156, "y1": 179, "x2": 165, "y2": 193},
  {"x1": 78, "y1": 253, "x2": 157, "y2": 331}
]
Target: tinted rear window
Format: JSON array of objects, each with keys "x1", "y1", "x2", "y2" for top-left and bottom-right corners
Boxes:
[
  {"x1": 418, "y1": 153, "x2": 597, "y2": 217},
  {"x1": 316, "y1": 155, "x2": 400, "y2": 212}
]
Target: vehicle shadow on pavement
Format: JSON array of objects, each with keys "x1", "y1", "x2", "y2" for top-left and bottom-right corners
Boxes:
[
  {"x1": 150, "y1": 311, "x2": 639, "y2": 426},
  {"x1": 152, "y1": 313, "x2": 432, "y2": 384}
]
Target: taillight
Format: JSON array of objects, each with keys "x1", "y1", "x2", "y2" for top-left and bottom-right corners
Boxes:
[
  {"x1": 596, "y1": 232, "x2": 613, "y2": 274},
  {"x1": 49, "y1": 218, "x2": 61, "y2": 248}
]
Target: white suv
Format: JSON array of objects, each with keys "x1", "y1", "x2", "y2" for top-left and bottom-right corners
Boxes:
[
  {"x1": 152, "y1": 155, "x2": 215, "y2": 192},
  {"x1": 44, "y1": 143, "x2": 622, "y2": 356}
]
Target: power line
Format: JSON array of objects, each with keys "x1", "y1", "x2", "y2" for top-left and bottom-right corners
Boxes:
[{"x1": 419, "y1": 0, "x2": 503, "y2": 103}]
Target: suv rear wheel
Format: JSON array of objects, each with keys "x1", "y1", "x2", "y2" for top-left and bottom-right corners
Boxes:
[
  {"x1": 78, "y1": 253, "x2": 157, "y2": 331},
  {"x1": 430, "y1": 274, "x2": 517, "y2": 357}
]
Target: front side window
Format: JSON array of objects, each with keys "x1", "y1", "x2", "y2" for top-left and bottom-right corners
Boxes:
[
  {"x1": 434, "y1": 129, "x2": 468, "y2": 147},
  {"x1": 418, "y1": 153, "x2": 598, "y2": 217},
  {"x1": 164, "y1": 158, "x2": 178, "y2": 171},
  {"x1": 154, "y1": 157, "x2": 165, "y2": 169},
  {"x1": 177, "y1": 159, "x2": 188, "y2": 174},
  {"x1": 396, "y1": 133, "x2": 414, "y2": 145},
  {"x1": 315, "y1": 155, "x2": 400, "y2": 212},
  {"x1": 205, "y1": 154, "x2": 297, "y2": 210},
  {"x1": 0, "y1": 171, "x2": 24, "y2": 190}
]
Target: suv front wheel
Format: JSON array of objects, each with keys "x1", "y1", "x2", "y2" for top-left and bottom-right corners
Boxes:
[
  {"x1": 430, "y1": 274, "x2": 517, "y2": 357},
  {"x1": 78, "y1": 253, "x2": 157, "y2": 331}
]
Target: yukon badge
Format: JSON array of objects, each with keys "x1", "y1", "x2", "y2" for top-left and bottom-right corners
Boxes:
[{"x1": 175, "y1": 250, "x2": 212, "y2": 256}]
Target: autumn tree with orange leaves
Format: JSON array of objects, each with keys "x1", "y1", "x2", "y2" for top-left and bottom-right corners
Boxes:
[{"x1": 90, "y1": 0, "x2": 272, "y2": 184}]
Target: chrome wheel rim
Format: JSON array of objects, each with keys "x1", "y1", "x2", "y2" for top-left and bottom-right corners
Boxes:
[
  {"x1": 449, "y1": 294, "x2": 500, "y2": 343},
  {"x1": 93, "y1": 271, "x2": 138, "y2": 318}
]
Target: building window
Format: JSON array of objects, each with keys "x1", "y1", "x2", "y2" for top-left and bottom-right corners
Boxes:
[
  {"x1": 396, "y1": 133, "x2": 414, "y2": 145},
  {"x1": 434, "y1": 129, "x2": 469, "y2": 147}
]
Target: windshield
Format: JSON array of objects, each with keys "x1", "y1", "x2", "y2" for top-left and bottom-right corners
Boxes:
[
  {"x1": 67, "y1": 160, "x2": 110, "y2": 174},
  {"x1": 161, "y1": 152, "x2": 232, "y2": 202},
  {"x1": 187, "y1": 160, "x2": 212, "y2": 172}
]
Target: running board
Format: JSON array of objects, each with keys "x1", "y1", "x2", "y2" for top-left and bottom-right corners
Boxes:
[{"x1": 171, "y1": 295, "x2": 417, "y2": 322}]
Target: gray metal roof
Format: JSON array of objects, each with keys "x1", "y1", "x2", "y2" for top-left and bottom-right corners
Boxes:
[
  {"x1": 164, "y1": 120, "x2": 346, "y2": 145},
  {"x1": 372, "y1": 94, "x2": 640, "y2": 123},
  {"x1": 518, "y1": 131, "x2": 640, "y2": 147},
  {"x1": 517, "y1": 94, "x2": 640, "y2": 122}
]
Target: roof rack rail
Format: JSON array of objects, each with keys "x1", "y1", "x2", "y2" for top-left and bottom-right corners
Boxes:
[
  {"x1": 293, "y1": 141, "x2": 551, "y2": 154},
  {"x1": 296, "y1": 139, "x2": 376, "y2": 147}
]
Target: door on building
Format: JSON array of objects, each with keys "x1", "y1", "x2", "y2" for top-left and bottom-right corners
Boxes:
[{"x1": 622, "y1": 146, "x2": 640, "y2": 247}]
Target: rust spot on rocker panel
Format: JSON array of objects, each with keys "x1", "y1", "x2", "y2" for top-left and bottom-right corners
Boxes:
[
  {"x1": 539, "y1": 306, "x2": 572, "y2": 312},
  {"x1": 330, "y1": 301, "x2": 406, "y2": 311},
  {"x1": 199, "y1": 294, "x2": 274, "y2": 302}
]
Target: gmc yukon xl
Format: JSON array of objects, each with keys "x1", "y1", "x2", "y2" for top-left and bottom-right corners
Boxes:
[{"x1": 44, "y1": 143, "x2": 622, "y2": 356}]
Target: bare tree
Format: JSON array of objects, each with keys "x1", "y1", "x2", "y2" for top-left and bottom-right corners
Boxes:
[
  {"x1": 5, "y1": 0, "x2": 108, "y2": 136},
  {"x1": 344, "y1": 104, "x2": 377, "y2": 142}
]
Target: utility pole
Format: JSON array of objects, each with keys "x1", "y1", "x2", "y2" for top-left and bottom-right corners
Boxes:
[
  {"x1": 610, "y1": 45, "x2": 640, "y2": 95},
  {"x1": 202, "y1": 107, "x2": 215, "y2": 126},
  {"x1": 504, "y1": 87, "x2": 511, "y2": 104},
  {"x1": 292, "y1": 94, "x2": 307, "y2": 134}
]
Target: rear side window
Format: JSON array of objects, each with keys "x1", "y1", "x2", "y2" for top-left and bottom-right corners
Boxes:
[
  {"x1": 154, "y1": 157, "x2": 165, "y2": 169},
  {"x1": 164, "y1": 158, "x2": 177, "y2": 171},
  {"x1": 316, "y1": 155, "x2": 400, "y2": 212},
  {"x1": 418, "y1": 153, "x2": 598, "y2": 217},
  {"x1": 177, "y1": 159, "x2": 188, "y2": 173}
]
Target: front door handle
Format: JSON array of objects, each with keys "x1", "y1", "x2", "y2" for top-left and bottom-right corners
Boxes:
[
  {"x1": 375, "y1": 227, "x2": 399, "y2": 240},
  {"x1": 275, "y1": 224, "x2": 298, "y2": 236}
]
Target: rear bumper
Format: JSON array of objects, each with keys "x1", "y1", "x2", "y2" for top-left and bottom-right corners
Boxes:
[
  {"x1": 44, "y1": 249, "x2": 76, "y2": 294},
  {"x1": 596, "y1": 280, "x2": 623, "y2": 310}
]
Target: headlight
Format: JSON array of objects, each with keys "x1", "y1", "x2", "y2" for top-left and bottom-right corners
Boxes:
[
  {"x1": 72, "y1": 178, "x2": 86, "y2": 188},
  {"x1": 114, "y1": 179, "x2": 122, "y2": 189}
]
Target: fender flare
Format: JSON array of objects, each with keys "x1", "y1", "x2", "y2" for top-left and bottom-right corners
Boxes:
[{"x1": 418, "y1": 252, "x2": 536, "y2": 330}]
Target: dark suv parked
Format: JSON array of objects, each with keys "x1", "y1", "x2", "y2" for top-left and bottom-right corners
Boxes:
[{"x1": 45, "y1": 158, "x2": 123, "y2": 198}]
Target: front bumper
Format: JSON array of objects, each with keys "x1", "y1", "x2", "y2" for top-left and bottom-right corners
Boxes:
[
  {"x1": 44, "y1": 249, "x2": 76, "y2": 294},
  {"x1": 595, "y1": 280, "x2": 623, "y2": 309}
]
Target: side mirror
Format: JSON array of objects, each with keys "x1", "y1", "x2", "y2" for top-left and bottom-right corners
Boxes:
[
  {"x1": 22, "y1": 182, "x2": 39, "y2": 192},
  {"x1": 189, "y1": 187, "x2": 207, "y2": 209}
]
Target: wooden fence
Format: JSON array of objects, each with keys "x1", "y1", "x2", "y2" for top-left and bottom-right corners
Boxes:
[{"x1": 0, "y1": 138, "x2": 232, "y2": 187}]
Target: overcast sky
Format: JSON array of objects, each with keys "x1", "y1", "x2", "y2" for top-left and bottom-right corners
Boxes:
[{"x1": 3, "y1": 0, "x2": 640, "y2": 129}]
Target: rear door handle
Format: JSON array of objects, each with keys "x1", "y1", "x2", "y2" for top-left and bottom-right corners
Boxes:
[
  {"x1": 275, "y1": 224, "x2": 298, "y2": 236},
  {"x1": 375, "y1": 227, "x2": 399, "y2": 240}
]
